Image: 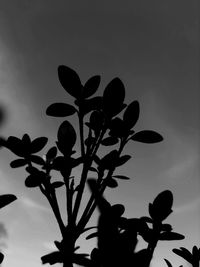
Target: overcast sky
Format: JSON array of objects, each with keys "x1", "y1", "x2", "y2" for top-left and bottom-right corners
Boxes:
[{"x1": 0, "y1": 1, "x2": 199, "y2": 267}]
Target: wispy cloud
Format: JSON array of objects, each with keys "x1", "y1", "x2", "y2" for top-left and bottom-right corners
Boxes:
[{"x1": 19, "y1": 196, "x2": 50, "y2": 213}]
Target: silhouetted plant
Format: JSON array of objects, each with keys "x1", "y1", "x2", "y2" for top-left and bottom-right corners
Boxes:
[
  {"x1": 172, "y1": 246, "x2": 200, "y2": 267},
  {"x1": 0, "y1": 194, "x2": 17, "y2": 264},
  {"x1": 1, "y1": 65, "x2": 190, "y2": 267}
]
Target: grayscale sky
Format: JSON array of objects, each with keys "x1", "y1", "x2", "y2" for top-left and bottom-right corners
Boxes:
[{"x1": 0, "y1": 1, "x2": 199, "y2": 267}]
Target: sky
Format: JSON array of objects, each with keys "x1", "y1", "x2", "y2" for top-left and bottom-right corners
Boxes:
[{"x1": 0, "y1": 0, "x2": 199, "y2": 266}]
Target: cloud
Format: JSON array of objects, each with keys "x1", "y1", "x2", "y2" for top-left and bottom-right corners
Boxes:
[{"x1": 19, "y1": 196, "x2": 50, "y2": 212}]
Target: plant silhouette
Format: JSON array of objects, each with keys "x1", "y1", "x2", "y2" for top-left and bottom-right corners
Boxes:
[{"x1": 0, "y1": 66, "x2": 197, "y2": 266}]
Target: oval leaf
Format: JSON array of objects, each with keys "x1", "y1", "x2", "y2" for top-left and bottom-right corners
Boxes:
[
  {"x1": 30, "y1": 155, "x2": 45, "y2": 165},
  {"x1": 172, "y1": 247, "x2": 193, "y2": 263},
  {"x1": 103, "y1": 78, "x2": 125, "y2": 117},
  {"x1": 101, "y1": 136, "x2": 119, "y2": 146},
  {"x1": 159, "y1": 232, "x2": 185, "y2": 241},
  {"x1": 116, "y1": 155, "x2": 131, "y2": 167},
  {"x1": 46, "y1": 103, "x2": 76, "y2": 117},
  {"x1": 83, "y1": 75, "x2": 101, "y2": 98},
  {"x1": 31, "y1": 137, "x2": 48, "y2": 154},
  {"x1": 112, "y1": 175, "x2": 130, "y2": 180},
  {"x1": 46, "y1": 146, "x2": 57, "y2": 160},
  {"x1": 51, "y1": 181, "x2": 65, "y2": 189},
  {"x1": 149, "y1": 190, "x2": 173, "y2": 221},
  {"x1": 10, "y1": 158, "x2": 27, "y2": 168},
  {"x1": 0, "y1": 194, "x2": 17, "y2": 209},
  {"x1": 123, "y1": 100, "x2": 140, "y2": 129},
  {"x1": 57, "y1": 121, "x2": 76, "y2": 155},
  {"x1": 131, "y1": 130, "x2": 163, "y2": 143},
  {"x1": 106, "y1": 178, "x2": 118, "y2": 188},
  {"x1": 25, "y1": 175, "x2": 43, "y2": 188},
  {"x1": 58, "y1": 65, "x2": 82, "y2": 98}
]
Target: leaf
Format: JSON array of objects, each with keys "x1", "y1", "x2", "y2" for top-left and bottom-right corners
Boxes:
[
  {"x1": 131, "y1": 130, "x2": 163, "y2": 143},
  {"x1": 58, "y1": 65, "x2": 82, "y2": 98},
  {"x1": 6, "y1": 136, "x2": 26, "y2": 157},
  {"x1": 46, "y1": 146, "x2": 57, "y2": 160},
  {"x1": 123, "y1": 100, "x2": 140, "y2": 129},
  {"x1": 103, "y1": 78, "x2": 126, "y2": 117},
  {"x1": 30, "y1": 155, "x2": 45, "y2": 165},
  {"x1": 159, "y1": 232, "x2": 185, "y2": 240},
  {"x1": 0, "y1": 194, "x2": 17, "y2": 209},
  {"x1": 51, "y1": 181, "x2": 65, "y2": 189},
  {"x1": 100, "y1": 150, "x2": 118, "y2": 170},
  {"x1": 10, "y1": 158, "x2": 27, "y2": 168},
  {"x1": 112, "y1": 175, "x2": 130, "y2": 180},
  {"x1": 106, "y1": 178, "x2": 118, "y2": 188},
  {"x1": 149, "y1": 190, "x2": 173, "y2": 221},
  {"x1": 172, "y1": 247, "x2": 193, "y2": 263},
  {"x1": 164, "y1": 259, "x2": 173, "y2": 267},
  {"x1": 101, "y1": 136, "x2": 119, "y2": 146},
  {"x1": 41, "y1": 251, "x2": 62, "y2": 265},
  {"x1": 116, "y1": 155, "x2": 131, "y2": 167},
  {"x1": 31, "y1": 137, "x2": 48, "y2": 154},
  {"x1": 86, "y1": 232, "x2": 98, "y2": 240},
  {"x1": 57, "y1": 120, "x2": 76, "y2": 155},
  {"x1": 0, "y1": 252, "x2": 4, "y2": 264},
  {"x1": 83, "y1": 75, "x2": 101, "y2": 98},
  {"x1": 46, "y1": 103, "x2": 76, "y2": 117},
  {"x1": 25, "y1": 174, "x2": 44, "y2": 188}
]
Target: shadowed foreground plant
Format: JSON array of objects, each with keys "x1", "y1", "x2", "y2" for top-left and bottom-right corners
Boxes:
[
  {"x1": 0, "y1": 194, "x2": 17, "y2": 264},
  {"x1": 0, "y1": 65, "x2": 188, "y2": 267}
]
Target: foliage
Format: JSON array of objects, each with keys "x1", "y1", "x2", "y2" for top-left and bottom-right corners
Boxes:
[{"x1": 0, "y1": 65, "x2": 198, "y2": 267}]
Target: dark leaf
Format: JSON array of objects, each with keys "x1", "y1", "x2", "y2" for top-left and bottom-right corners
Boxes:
[
  {"x1": 164, "y1": 259, "x2": 173, "y2": 267},
  {"x1": 159, "y1": 232, "x2": 185, "y2": 240},
  {"x1": 149, "y1": 190, "x2": 173, "y2": 221},
  {"x1": 6, "y1": 136, "x2": 26, "y2": 157},
  {"x1": 41, "y1": 251, "x2": 62, "y2": 265},
  {"x1": 106, "y1": 178, "x2": 118, "y2": 188},
  {"x1": 100, "y1": 150, "x2": 118, "y2": 170},
  {"x1": 46, "y1": 103, "x2": 76, "y2": 117},
  {"x1": 30, "y1": 155, "x2": 45, "y2": 165},
  {"x1": 73, "y1": 253, "x2": 92, "y2": 267},
  {"x1": 83, "y1": 75, "x2": 101, "y2": 98},
  {"x1": 57, "y1": 120, "x2": 76, "y2": 155},
  {"x1": 0, "y1": 194, "x2": 17, "y2": 209},
  {"x1": 112, "y1": 175, "x2": 130, "y2": 180},
  {"x1": 116, "y1": 155, "x2": 131, "y2": 167},
  {"x1": 46, "y1": 146, "x2": 57, "y2": 160},
  {"x1": 131, "y1": 130, "x2": 163, "y2": 143},
  {"x1": 101, "y1": 136, "x2": 119, "y2": 146},
  {"x1": 123, "y1": 100, "x2": 140, "y2": 129},
  {"x1": 51, "y1": 181, "x2": 65, "y2": 189},
  {"x1": 173, "y1": 247, "x2": 193, "y2": 263},
  {"x1": 10, "y1": 158, "x2": 27, "y2": 168},
  {"x1": 103, "y1": 78, "x2": 126, "y2": 117},
  {"x1": 0, "y1": 252, "x2": 4, "y2": 264},
  {"x1": 88, "y1": 110, "x2": 104, "y2": 134},
  {"x1": 58, "y1": 65, "x2": 82, "y2": 98},
  {"x1": 25, "y1": 174, "x2": 44, "y2": 188},
  {"x1": 86, "y1": 232, "x2": 98, "y2": 240},
  {"x1": 31, "y1": 137, "x2": 48, "y2": 154},
  {"x1": 22, "y1": 134, "x2": 31, "y2": 146}
]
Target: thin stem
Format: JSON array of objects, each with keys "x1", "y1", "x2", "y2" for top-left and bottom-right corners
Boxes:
[{"x1": 79, "y1": 138, "x2": 126, "y2": 229}]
